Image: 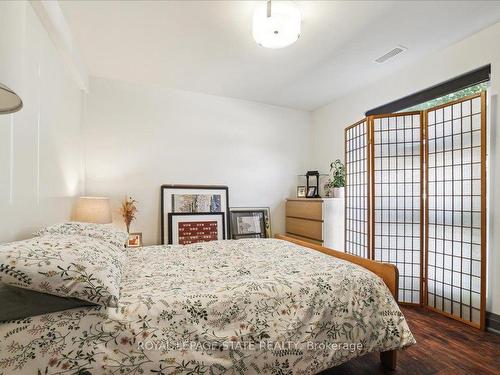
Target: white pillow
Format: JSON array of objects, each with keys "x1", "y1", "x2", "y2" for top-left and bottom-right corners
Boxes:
[{"x1": 34, "y1": 222, "x2": 128, "y2": 249}]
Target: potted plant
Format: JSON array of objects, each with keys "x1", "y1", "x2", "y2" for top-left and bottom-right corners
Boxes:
[{"x1": 324, "y1": 159, "x2": 345, "y2": 198}]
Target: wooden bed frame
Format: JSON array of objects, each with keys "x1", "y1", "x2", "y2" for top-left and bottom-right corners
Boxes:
[{"x1": 276, "y1": 234, "x2": 399, "y2": 370}]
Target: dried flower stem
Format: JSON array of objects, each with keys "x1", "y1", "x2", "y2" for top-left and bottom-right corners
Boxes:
[{"x1": 120, "y1": 196, "x2": 138, "y2": 233}]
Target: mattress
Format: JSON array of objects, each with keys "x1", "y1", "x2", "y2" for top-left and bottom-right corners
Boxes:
[{"x1": 0, "y1": 238, "x2": 415, "y2": 374}]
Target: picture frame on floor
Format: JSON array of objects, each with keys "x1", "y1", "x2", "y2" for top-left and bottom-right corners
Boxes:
[
  {"x1": 168, "y1": 212, "x2": 225, "y2": 245},
  {"x1": 229, "y1": 207, "x2": 271, "y2": 239},
  {"x1": 161, "y1": 185, "x2": 230, "y2": 244},
  {"x1": 234, "y1": 233, "x2": 263, "y2": 239}
]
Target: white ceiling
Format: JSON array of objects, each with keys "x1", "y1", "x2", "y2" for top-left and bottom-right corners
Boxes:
[{"x1": 60, "y1": 1, "x2": 500, "y2": 111}]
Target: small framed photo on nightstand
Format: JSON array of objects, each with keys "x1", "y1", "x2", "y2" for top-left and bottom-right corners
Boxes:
[
  {"x1": 127, "y1": 232, "x2": 143, "y2": 248},
  {"x1": 297, "y1": 186, "x2": 306, "y2": 198}
]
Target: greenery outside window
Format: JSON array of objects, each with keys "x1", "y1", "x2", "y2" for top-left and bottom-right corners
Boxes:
[{"x1": 401, "y1": 82, "x2": 488, "y2": 112}]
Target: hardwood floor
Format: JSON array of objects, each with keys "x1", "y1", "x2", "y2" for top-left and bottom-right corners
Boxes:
[{"x1": 322, "y1": 306, "x2": 500, "y2": 375}]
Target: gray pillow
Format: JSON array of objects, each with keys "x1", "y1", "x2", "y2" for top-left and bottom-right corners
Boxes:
[{"x1": 0, "y1": 283, "x2": 93, "y2": 322}]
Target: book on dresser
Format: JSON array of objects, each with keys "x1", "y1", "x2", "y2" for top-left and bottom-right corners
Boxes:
[{"x1": 285, "y1": 198, "x2": 344, "y2": 250}]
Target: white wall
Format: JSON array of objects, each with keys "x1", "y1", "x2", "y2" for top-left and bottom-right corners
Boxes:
[
  {"x1": 83, "y1": 77, "x2": 310, "y2": 245},
  {"x1": 0, "y1": 2, "x2": 84, "y2": 242},
  {"x1": 310, "y1": 22, "x2": 500, "y2": 314}
]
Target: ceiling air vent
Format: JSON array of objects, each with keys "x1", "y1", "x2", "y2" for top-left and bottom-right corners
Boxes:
[{"x1": 374, "y1": 45, "x2": 407, "y2": 63}]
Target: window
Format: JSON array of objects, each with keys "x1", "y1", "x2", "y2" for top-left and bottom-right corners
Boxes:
[
  {"x1": 365, "y1": 65, "x2": 490, "y2": 116},
  {"x1": 402, "y1": 82, "x2": 488, "y2": 112}
]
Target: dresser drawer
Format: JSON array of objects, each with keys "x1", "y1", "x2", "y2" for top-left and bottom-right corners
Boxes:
[
  {"x1": 285, "y1": 233, "x2": 323, "y2": 246},
  {"x1": 286, "y1": 200, "x2": 323, "y2": 221},
  {"x1": 286, "y1": 217, "x2": 323, "y2": 241}
]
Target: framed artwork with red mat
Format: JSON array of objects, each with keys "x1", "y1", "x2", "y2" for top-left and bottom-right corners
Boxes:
[{"x1": 168, "y1": 212, "x2": 225, "y2": 245}]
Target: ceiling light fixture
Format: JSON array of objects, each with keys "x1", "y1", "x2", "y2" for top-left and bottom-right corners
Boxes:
[{"x1": 253, "y1": 0, "x2": 301, "y2": 49}]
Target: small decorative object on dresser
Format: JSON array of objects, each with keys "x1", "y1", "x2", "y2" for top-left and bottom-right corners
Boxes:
[
  {"x1": 305, "y1": 170, "x2": 321, "y2": 198},
  {"x1": 229, "y1": 207, "x2": 271, "y2": 239},
  {"x1": 161, "y1": 185, "x2": 230, "y2": 244},
  {"x1": 285, "y1": 197, "x2": 344, "y2": 249},
  {"x1": 168, "y1": 212, "x2": 225, "y2": 245},
  {"x1": 120, "y1": 196, "x2": 138, "y2": 233},
  {"x1": 127, "y1": 233, "x2": 143, "y2": 248},
  {"x1": 306, "y1": 186, "x2": 317, "y2": 198},
  {"x1": 324, "y1": 159, "x2": 345, "y2": 198},
  {"x1": 296, "y1": 186, "x2": 306, "y2": 198}
]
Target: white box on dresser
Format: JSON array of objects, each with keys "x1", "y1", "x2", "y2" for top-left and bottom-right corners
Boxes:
[{"x1": 285, "y1": 198, "x2": 345, "y2": 251}]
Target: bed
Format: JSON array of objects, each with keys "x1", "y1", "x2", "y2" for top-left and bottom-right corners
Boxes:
[{"x1": 0, "y1": 227, "x2": 415, "y2": 375}]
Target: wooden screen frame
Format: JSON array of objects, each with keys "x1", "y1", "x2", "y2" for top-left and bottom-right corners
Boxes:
[
  {"x1": 344, "y1": 92, "x2": 487, "y2": 328},
  {"x1": 423, "y1": 92, "x2": 487, "y2": 330},
  {"x1": 344, "y1": 119, "x2": 371, "y2": 259},
  {"x1": 368, "y1": 111, "x2": 424, "y2": 306}
]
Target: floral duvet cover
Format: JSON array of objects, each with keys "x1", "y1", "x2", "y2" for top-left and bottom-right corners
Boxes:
[{"x1": 0, "y1": 239, "x2": 415, "y2": 374}]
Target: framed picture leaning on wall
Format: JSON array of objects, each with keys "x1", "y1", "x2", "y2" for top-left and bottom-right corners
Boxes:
[
  {"x1": 168, "y1": 212, "x2": 225, "y2": 245},
  {"x1": 229, "y1": 207, "x2": 271, "y2": 239},
  {"x1": 161, "y1": 185, "x2": 230, "y2": 244}
]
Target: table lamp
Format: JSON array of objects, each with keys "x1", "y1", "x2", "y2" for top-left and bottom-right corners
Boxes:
[{"x1": 73, "y1": 197, "x2": 112, "y2": 224}]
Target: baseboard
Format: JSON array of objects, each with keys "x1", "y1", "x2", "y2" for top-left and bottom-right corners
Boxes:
[{"x1": 486, "y1": 311, "x2": 500, "y2": 334}]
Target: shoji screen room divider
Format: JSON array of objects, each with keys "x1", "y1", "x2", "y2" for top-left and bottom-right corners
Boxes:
[{"x1": 344, "y1": 92, "x2": 487, "y2": 329}]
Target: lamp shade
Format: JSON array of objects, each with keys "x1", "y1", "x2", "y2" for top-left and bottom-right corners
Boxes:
[
  {"x1": 253, "y1": 1, "x2": 301, "y2": 49},
  {"x1": 73, "y1": 197, "x2": 112, "y2": 224}
]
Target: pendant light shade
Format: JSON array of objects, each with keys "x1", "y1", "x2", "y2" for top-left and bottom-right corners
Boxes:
[
  {"x1": 253, "y1": 1, "x2": 301, "y2": 49},
  {"x1": 0, "y1": 83, "x2": 23, "y2": 114}
]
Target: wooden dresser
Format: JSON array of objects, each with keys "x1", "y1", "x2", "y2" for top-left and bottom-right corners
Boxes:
[{"x1": 285, "y1": 198, "x2": 344, "y2": 250}]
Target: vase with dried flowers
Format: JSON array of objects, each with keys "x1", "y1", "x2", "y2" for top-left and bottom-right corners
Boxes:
[{"x1": 120, "y1": 196, "x2": 138, "y2": 233}]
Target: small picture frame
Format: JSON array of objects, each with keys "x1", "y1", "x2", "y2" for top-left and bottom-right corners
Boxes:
[
  {"x1": 230, "y1": 207, "x2": 271, "y2": 239},
  {"x1": 297, "y1": 186, "x2": 306, "y2": 198},
  {"x1": 306, "y1": 186, "x2": 317, "y2": 198},
  {"x1": 127, "y1": 232, "x2": 143, "y2": 248},
  {"x1": 230, "y1": 210, "x2": 266, "y2": 239}
]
